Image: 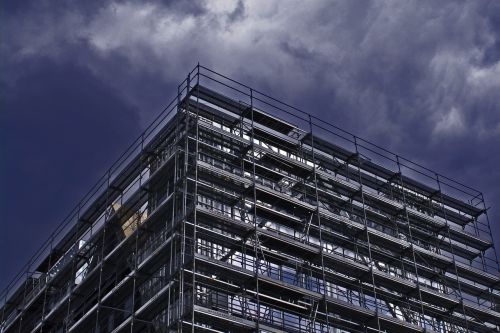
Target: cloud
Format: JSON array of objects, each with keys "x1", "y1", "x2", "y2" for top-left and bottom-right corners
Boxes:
[
  {"x1": 3, "y1": 0, "x2": 500, "y2": 183},
  {"x1": 45, "y1": 1, "x2": 498, "y2": 143},
  {"x1": 2, "y1": 0, "x2": 500, "y2": 286},
  {"x1": 433, "y1": 107, "x2": 465, "y2": 136}
]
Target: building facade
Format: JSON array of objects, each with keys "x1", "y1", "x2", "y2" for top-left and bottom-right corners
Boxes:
[{"x1": 1, "y1": 65, "x2": 500, "y2": 333}]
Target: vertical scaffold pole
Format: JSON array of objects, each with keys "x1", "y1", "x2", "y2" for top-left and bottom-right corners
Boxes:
[
  {"x1": 395, "y1": 156, "x2": 426, "y2": 328},
  {"x1": 179, "y1": 72, "x2": 191, "y2": 331},
  {"x1": 249, "y1": 88, "x2": 261, "y2": 331},
  {"x1": 129, "y1": 134, "x2": 145, "y2": 333},
  {"x1": 308, "y1": 115, "x2": 330, "y2": 332},
  {"x1": 435, "y1": 174, "x2": 469, "y2": 332},
  {"x1": 168, "y1": 86, "x2": 181, "y2": 330},
  {"x1": 480, "y1": 193, "x2": 500, "y2": 273},
  {"x1": 353, "y1": 137, "x2": 381, "y2": 332},
  {"x1": 39, "y1": 220, "x2": 57, "y2": 333},
  {"x1": 0, "y1": 289, "x2": 5, "y2": 333},
  {"x1": 190, "y1": 64, "x2": 200, "y2": 333},
  {"x1": 94, "y1": 169, "x2": 111, "y2": 333},
  {"x1": 63, "y1": 201, "x2": 83, "y2": 333}
]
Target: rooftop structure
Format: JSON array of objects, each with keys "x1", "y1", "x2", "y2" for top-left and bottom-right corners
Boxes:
[{"x1": 1, "y1": 65, "x2": 499, "y2": 333}]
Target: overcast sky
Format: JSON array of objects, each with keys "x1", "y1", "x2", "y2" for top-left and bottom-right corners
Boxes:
[{"x1": 2, "y1": 0, "x2": 500, "y2": 291}]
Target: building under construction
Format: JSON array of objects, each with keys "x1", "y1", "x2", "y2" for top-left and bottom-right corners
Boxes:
[{"x1": 1, "y1": 65, "x2": 500, "y2": 333}]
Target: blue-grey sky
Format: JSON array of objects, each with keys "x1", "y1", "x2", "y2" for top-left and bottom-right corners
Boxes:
[{"x1": 1, "y1": 0, "x2": 500, "y2": 291}]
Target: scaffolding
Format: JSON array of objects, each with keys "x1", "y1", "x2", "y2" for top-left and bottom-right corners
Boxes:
[{"x1": 1, "y1": 65, "x2": 499, "y2": 333}]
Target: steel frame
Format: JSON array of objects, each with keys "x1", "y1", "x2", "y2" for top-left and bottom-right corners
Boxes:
[{"x1": 1, "y1": 64, "x2": 499, "y2": 333}]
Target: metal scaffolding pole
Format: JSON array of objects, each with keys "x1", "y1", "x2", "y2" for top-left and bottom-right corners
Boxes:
[
  {"x1": 249, "y1": 88, "x2": 262, "y2": 331},
  {"x1": 436, "y1": 174, "x2": 469, "y2": 332},
  {"x1": 353, "y1": 137, "x2": 381, "y2": 332},
  {"x1": 190, "y1": 65, "x2": 200, "y2": 333},
  {"x1": 395, "y1": 156, "x2": 427, "y2": 328},
  {"x1": 308, "y1": 116, "x2": 331, "y2": 332}
]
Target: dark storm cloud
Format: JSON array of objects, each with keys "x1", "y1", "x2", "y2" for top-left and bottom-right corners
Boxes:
[{"x1": 2, "y1": 0, "x2": 500, "y2": 289}]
